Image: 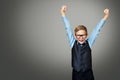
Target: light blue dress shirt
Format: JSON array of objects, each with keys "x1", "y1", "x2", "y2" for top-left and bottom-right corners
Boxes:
[{"x1": 62, "y1": 16, "x2": 105, "y2": 48}]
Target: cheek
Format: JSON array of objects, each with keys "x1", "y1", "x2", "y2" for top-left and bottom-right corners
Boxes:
[{"x1": 76, "y1": 36, "x2": 79, "y2": 39}]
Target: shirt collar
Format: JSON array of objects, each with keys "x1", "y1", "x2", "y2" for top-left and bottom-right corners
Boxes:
[{"x1": 77, "y1": 40, "x2": 87, "y2": 46}]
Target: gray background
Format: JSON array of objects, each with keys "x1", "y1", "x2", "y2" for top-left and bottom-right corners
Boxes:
[{"x1": 1, "y1": 0, "x2": 120, "y2": 80}]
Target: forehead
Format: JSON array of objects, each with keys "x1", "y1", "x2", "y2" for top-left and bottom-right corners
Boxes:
[{"x1": 75, "y1": 30, "x2": 86, "y2": 35}]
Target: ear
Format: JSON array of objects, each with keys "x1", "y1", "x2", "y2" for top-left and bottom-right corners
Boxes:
[{"x1": 74, "y1": 33, "x2": 77, "y2": 39}]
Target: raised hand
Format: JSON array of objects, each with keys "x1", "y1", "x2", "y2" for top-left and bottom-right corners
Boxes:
[
  {"x1": 104, "y1": 9, "x2": 110, "y2": 15},
  {"x1": 103, "y1": 8, "x2": 110, "y2": 20},
  {"x1": 61, "y1": 5, "x2": 67, "y2": 16}
]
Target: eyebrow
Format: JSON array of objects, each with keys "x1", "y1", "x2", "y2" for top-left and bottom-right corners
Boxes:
[{"x1": 76, "y1": 34, "x2": 86, "y2": 36}]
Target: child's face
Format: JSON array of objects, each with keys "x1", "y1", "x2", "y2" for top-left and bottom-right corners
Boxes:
[{"x1": 75, "y1": 30, "x2": 87, "y2": 44}]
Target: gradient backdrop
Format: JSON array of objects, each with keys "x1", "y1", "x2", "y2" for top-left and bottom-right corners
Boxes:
[{"x1": 1, "y1": 0, "x2": 120, "y2": 80}]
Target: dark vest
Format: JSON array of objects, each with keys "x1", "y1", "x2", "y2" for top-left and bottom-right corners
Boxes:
[{"x1": 72, "y1": 40, "x2": 92, "y2": 72}]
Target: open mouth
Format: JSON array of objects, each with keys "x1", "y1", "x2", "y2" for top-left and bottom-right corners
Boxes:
[{"x1": 78, "y1": 39, "x2": 84, "y2": 42}]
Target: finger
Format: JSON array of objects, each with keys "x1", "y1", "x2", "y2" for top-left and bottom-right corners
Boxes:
[{"x1": 104, "y1": 9, "x2": 109, "y2": 13}]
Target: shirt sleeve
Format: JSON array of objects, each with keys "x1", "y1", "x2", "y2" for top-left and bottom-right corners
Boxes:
[
  {"x1": 62, "y1": 16, "x2": 75, "y2": 48},
  {"x1": 88, "y1": 19, "x2": 106, "y2": 48}
]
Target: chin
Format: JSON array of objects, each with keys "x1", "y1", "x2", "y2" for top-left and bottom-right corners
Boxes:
[{"x1": 78, "y1": 41, "x2": 84, "y2": 44}]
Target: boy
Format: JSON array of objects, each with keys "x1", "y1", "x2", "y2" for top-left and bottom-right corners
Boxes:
[{"x1": 61, "y1": 5, "x2": 109, "y2": 80}]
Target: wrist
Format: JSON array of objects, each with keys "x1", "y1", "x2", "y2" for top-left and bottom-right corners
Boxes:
[
  {"x1": 61, "y1": 12, "x2": 66, "y2": 16},
  {"x1": 103, "y1": 15, "x2": 109, "y2": 20}
]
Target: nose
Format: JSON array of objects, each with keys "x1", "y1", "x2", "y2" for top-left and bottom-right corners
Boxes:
[{"x1": 79, "y1": 36, "x2": 84, "y2": 39}]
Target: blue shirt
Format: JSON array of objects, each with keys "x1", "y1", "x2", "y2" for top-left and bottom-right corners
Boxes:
[{"x1": 62, "y1": 16, "x2": 105, "y2": 48}]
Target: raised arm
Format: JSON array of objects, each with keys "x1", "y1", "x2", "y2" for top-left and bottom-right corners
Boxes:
[
  {"x1": 61, "y1": 5, "x2": 75, "y2": 48},
  {"x1": 88, "y1": 8, "x2": 110, "y2": 48}
]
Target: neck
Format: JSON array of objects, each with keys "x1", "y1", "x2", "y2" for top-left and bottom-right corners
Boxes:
[{"x1": 78, "y1": 41, "x2": 86, "y2": 44}]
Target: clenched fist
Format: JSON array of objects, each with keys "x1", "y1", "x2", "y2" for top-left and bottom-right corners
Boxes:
[
  {"x1": 103, "y1": 8, "x2": 110, "y2": 20},
  {"x1": 104, "y1": 9, "x2": 110, "y2": 15},
  {"x1": 61, "y1": 5, "x2": 67, "y2": 16}
]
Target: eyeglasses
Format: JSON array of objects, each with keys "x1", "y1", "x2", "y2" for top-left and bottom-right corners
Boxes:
[{"x1": 76, "y1": 34, "x2": 86, "y2": 38}]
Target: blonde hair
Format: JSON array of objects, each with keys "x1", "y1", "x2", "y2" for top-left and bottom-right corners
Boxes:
[{"x1": 74, "y1": 25, "x2": 88, "y2": 35}]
